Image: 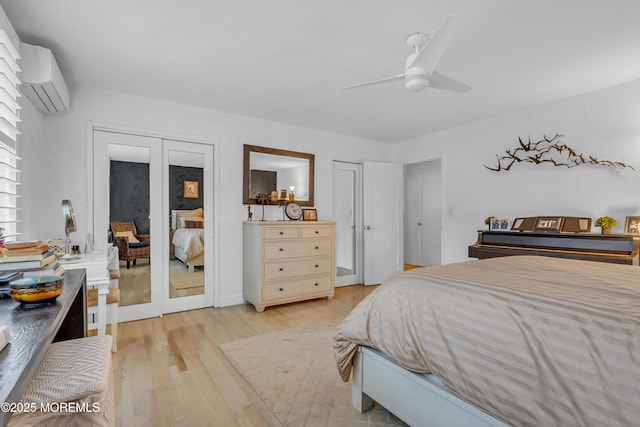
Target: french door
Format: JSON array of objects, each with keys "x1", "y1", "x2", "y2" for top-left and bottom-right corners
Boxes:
[
  {"x1": 93, "y1": 129, "x2": 216, "y2": 321},
  {"x1": 333, "y1": 161, "x2": 363, "y2": 286},
  {"x1": 93, "y1": 130, "x2": 163, "y2": 321},
  {"x1": 363, "y1": 161, "x2": 403, "y2": 285},
  {"x1": 163, "y1": 140, "x2": 214, "y2": 313},
  {"x1": 333, "y1": 160, "x2": 402, "y2": 287}
]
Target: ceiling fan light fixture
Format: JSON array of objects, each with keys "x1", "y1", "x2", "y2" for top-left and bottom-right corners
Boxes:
[{"x1": 404, "y1": 67, "x2": 428, "y2": 92}]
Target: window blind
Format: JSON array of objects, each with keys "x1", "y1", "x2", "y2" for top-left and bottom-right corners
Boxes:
[{"x1": 0, "y1": 21, "x2": 21, "y2": 242}]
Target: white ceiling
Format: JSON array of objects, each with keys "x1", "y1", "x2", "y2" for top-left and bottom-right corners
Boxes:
[{"x1": 4, "y1": 0, "x2": 640, "y2": 143}]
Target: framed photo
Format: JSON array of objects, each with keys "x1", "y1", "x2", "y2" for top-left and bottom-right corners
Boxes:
[
  {"x1": 511, "y1": 217, "x2": 525, "y2": 231},
  {"x1": 534, "y1": 216, "x2": 563, "y2": 232},
  {"x1": 624, "y1": 216, "x2": 640, "y2": 234},
  {"x1": 490, "y1": 218, "x2": 510, "y2": 230},
  {"x1": 302, "y1": 208, "x2": 317, "y2": 221},
  {"x1": 184, "y1": 180, "x2": 199, "y2": 199}
]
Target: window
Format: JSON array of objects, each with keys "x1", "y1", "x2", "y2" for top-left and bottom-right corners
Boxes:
[{"x1": 0, "y1": 15, "x2": 21, "y2": 242}]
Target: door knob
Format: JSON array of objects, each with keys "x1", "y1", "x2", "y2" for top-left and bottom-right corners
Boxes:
[{"x1": 365, "y1": 225, "x2": 374, "y2": 230}]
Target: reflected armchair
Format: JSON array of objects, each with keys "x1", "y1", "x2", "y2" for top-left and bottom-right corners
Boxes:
[{"x1": 110, "y1": 221, "x2": 150, "y2": 269}]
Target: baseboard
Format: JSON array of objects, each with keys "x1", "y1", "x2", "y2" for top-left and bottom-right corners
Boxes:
[{"x1": 218, "y1": 293, "x2": 245, "y2": 307}]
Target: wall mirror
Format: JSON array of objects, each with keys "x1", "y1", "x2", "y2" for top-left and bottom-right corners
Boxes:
[{"x1": 243, "y1": 144, "x2": 315, "y2": 206}]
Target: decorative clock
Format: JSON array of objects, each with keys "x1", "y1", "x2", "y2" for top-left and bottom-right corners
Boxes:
[{"x1": 284, "y1": 202, "x2": 303, "y2": 221}]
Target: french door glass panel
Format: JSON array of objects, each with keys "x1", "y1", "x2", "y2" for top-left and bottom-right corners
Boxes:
[
  {"x1": 163, "y1": 140, "x2": 214, "y2": 313},
  {"x1": 93, "y1": 130, "x2": 162, "y2": 322},
  {"x1": 333, "y1": 161, "x2": 363, "y2": 287}
]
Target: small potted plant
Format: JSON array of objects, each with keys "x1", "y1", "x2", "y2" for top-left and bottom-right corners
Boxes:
[
  {"x1": 484, "y1": 216, "x2": 495, "y2": 230},
  {"x1": 594, "y1": 216, "x2": 618, "y2": 235}
]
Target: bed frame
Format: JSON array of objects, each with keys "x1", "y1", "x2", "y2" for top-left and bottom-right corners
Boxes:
[
  {"x1": 352, "y1": 346, "x2": 506, "y2": 427},
  {"x1": 173, "y1": 246, "x2": 204, "y2": 273}
]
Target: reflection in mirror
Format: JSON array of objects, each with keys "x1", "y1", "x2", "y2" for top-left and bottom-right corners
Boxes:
[
  {"x1": 335, "y1": 168, "x2": 356, "y2": 277},
  {"x1": 243, "y1": 145, "x2": 315, "y2": 206},
  {"x1": 108, "y1": 144, "x2": 151, "y2": 307},
  {"x1": 169, "y1": 150, "x2": 204, "y2": 299}
]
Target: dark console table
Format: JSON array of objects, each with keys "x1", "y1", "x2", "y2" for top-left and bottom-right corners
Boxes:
[{"x1": 0, "y1": 269, "x2": 86, "y2": 427}]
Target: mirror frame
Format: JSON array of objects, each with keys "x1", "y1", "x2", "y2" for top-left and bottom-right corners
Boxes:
[{"x1": 243, "y1": 144, "x2": 315, "y2": 206}]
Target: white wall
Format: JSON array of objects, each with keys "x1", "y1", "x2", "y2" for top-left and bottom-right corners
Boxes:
[
  {"x1": 17, "y1": 97, "x2": 46, "y2": 241},
  {"x1": 394, "y1": 78, "x2": 640, "y2": 264},
  {"x1": 20, "y1": 86, "x2": 392, "y2": 306}
]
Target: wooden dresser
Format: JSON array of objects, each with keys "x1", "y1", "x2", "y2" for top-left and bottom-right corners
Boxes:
[{"x1": 243, "y1": 221, "x2": 336, "y2": 312}]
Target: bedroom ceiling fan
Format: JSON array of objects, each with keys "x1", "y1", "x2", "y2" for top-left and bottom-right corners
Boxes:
[{"x1": 342, "y1": 15, "x2": 470, "y2": 93}]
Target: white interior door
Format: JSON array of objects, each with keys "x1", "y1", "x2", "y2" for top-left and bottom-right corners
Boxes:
[
  {"x1": 333, "y1": 161, "x2": 363, "y2": 287},
  {"x1": 421, "y1": 176, "x2": 442, "y2": 267},
  {"x1": 163, "y1": 140, "x2": 215, "y2": 313},
  {"x1": 404, "y1": 174, "x2": 422, "y2": 265},
  {"x1": 363, "y1": 161, "x2": 402, "y2": 285},
  {"x1": 93, "y1": 130, "x2": 162, "y2": 322}
]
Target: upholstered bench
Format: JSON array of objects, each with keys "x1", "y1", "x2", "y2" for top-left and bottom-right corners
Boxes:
[{"x1": 8, "y1": 336, "x2": 114, "y2": 426}]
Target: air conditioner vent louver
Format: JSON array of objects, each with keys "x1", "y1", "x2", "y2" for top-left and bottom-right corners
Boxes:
[{"x1": 19, "y1": 42, "x2": 70, "y2": 113}]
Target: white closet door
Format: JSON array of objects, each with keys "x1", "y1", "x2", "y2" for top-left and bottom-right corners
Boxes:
[
  {"x1": 333, "y1": 161, "x2": 363, "y2": 287},
  {"x1": 93, "y1": 130, "x2": 163, "y2": 322},
  {"x1": 363, "y1": 161, "x2": 403, "y2": 285},
  {"x1": 163, "y1": 140, "x2": 215, "y2": 313},
  {"x1": 420, "y1": 176, "x2": 442, "y2": 267}
]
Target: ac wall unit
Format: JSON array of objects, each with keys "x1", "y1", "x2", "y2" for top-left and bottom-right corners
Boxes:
[{"x1": 19, "y1": 42, "x2": 70, "y2": 113}]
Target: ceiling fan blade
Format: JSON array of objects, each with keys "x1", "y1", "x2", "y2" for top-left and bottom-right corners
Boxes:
[
  {"x1": 342, "y1": 74, "x2": 405, "y2": 90},
  {"x1": 428, "y1": 71, "x2": 471, "y2": 93},
  {"x1": 407, "y1": 15, "x2": 458, "y2": 73}
]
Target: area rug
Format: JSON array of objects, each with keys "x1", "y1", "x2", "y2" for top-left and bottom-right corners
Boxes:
[
  {"x1": 169, "y1": 271, "x2": 204, "y2": 290},
  {"x1": 220, "y1": 320, "x2": 407, "y2": 427}
]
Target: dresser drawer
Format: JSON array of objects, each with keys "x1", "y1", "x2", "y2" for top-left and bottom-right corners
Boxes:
[
  {"x1": 263, "y1": 227, "x2": 299, "y2": 240},
  {"x1": 264, "y1": 258, "x2": 332, "y2": 280},
  {"x1": 263, "y1": 239, "x2": 331, "y2": 260},
  {"x1": 300, "y1": 226, "x2": 333, "y2": 239},
  {"x1": 263, "y1": 276, "x2": 333, "y2": 302}
]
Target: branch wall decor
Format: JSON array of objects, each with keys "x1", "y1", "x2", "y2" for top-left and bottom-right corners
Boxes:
[{"x1": 485, "y1": 134, "x2": 634, "y2": 172}]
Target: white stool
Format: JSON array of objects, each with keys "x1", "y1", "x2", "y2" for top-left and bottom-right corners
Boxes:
[{"x1": 8, "y1": 336, "x2": 114, "y2": 426}]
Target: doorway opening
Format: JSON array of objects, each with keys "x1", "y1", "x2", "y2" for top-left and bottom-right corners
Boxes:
[{"x1": 404, "y1": 158, "x2": 443, "y2": 268}]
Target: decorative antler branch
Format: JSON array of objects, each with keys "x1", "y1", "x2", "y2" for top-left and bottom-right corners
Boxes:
[{"x1": 485, "y1": 134, "x2": 634, "y2": 172}]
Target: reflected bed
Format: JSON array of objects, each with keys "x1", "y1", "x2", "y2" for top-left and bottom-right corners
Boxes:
[{"x1": 171, "y1": 209, "x2": 204, "y2": 272}]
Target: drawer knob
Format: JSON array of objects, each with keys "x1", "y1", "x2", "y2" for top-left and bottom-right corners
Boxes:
[
  {"x1": 315, "y1": 264, "x2": 319, "y2": 268},
  {"x1": 315, "y1": 230, "x2": 319, "y2": 234},
  {"x1": 314, "y1": 283, "x2": 319, "y2": 286},
  {"x1": 315, "y1": 246, "x2": 319, "y2": 250},
  {"x1": 279, "y1": 268, "x2": 284, "y2": 271},
  {"x1": 279, "y1": 248, "x2": 284, "y2": 251},
  {"x1": 279, "y1": 231, "x2": 284, "y2": 235},
  {"x1": 279, "y1": 288, "x2": 283, "y2": 291}
]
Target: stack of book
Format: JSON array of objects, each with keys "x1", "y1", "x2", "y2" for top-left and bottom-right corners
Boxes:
[{"x1": 0, "y1": 240, "x2": 64, "y2": 276}]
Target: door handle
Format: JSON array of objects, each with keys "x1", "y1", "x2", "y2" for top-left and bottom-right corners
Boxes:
[{"x1": 365, "y1": 225, "x2": 374, "y2": 231}]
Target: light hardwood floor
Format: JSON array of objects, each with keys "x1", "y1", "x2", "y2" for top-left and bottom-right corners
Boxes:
[{"x1": 113, "y1": 285, "x2": 377, "y2": 426}]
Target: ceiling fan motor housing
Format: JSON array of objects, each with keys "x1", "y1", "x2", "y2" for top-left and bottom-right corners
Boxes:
[{"x1": 405, "y1": 67, "x2": 429, "y2": 92}]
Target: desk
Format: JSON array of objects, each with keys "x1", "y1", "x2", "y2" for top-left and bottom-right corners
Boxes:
[
  {"x1": 61, "y1": 252, "x2": 110, "y2": 336},
  {"x1": 0, "y1": 270, "x2": 86, "y2": 427}
]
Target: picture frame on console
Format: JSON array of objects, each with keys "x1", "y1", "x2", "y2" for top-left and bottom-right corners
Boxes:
[
  {"x1": 534, "y1": 216, "x2": 564, "y2": 232},
  {"x1": 302, "y1": 208, "x2": 317, "y2": 221},
  {"x1": 624, "y1": 216, "x2": 640, "y2": 234},
  {"x1": 490, "y1": 218, "x2": 509, "y2": 230},
  {"x1": 511, "y1": 218, "x2": 525, "y2": 231}
]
